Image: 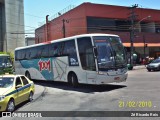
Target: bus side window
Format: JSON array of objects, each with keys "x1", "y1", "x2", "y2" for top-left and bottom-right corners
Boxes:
[
  {"x1": 53, "y1": 43, "x2": 59, "y2": 57},
  {"x1": 37, "y1": 45, "x2": 49, "y2": 58},
  {"x1": 37, "y1": 46, "x2": 42, "y2": 58},
  {"x1": 15, "y1": 51, "x2": 19, "y2": 60},
  {"x1": 49, "y1": 44, "x2": 53, "y2": 57},
  {"x1": 54, "y1": 43, "x2": 63, "y2": 57},
  {"x1": 63, "y1": 41, "x2": 75, "y2": 54},
  {"x1": 41, "y1": 45, "x2": 49, "y2": 58},
  {"x1": 65, "y1": 40, "x2": 78, "y2": 66},
  {"x1": 17, "y1": 50, "x2": 25, "y2": 60},
  {"x1": 58, "y1": 42, "x2": 64, "y2": 56},
  {"x1": 30, "y1": 47, "x2": 37, "y2": 59},
  {"x1": 25, "y1": 48, "x2": 31, "y2": 59},
  {"x1": 17, "y1": 51, "x2": 20, "y2": 60},
  {"x1": 64, "y1": 40, "x2": 74, "y2": 56}
]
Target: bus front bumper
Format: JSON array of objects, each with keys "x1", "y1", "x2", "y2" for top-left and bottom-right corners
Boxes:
[{"x1": 96, "y1": 72, "x2": 128, "y2": 85}]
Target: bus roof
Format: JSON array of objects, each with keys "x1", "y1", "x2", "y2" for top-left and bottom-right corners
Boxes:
[
  {"x1": 15, "y1": 33, "x2": 119, "y2": 51},
  {"x1": 50, "y1": 33, "x2": 119, "y2": 43}
]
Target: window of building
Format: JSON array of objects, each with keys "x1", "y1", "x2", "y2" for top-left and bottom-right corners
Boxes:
[
  {"x1": 155, "y1": 23, "x2": 160, "y2": 33},
  {"x1": 87, "y1": 17, "x2": 131, "y2": 32}
]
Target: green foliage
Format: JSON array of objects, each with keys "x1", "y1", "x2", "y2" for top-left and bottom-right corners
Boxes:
[
  {"x1": 0, "y1": 51, "x2": 7, "y2": 54},
  {"x1": 0, "y1": 51, "x2": 14, "y2": 61}
]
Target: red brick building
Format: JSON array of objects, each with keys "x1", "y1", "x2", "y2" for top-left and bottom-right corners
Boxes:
[{"x1": 35, "y1": 2, "x2": 160, "y2": 58}]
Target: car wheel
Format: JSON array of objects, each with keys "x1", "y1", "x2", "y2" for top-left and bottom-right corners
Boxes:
[
  {"x1": 147, "y1": 69, "x2": 151, "y2": 72},
  {"x1": 6, "y1": 99, "x2": 15, "y2": 112},
  {"x1": 28, "y1": 91, "x2": 33, "y2": 102},
  {"x1": 68, "y1": 73, "x2": 79, "y2": 87}
]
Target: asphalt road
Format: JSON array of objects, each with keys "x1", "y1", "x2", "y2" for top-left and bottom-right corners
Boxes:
[{"x1": 1, "y1": 68, "x2": 160, "y2": 120}]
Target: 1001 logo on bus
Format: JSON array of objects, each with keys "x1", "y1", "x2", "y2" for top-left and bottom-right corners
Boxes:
[{"x1": 38, "y1": 59, "x2": 51, "y2": 72}]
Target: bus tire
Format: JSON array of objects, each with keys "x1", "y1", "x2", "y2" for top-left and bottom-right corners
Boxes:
[
  {"x1": 68, "y1": 72, "x2": 79, "y2": 87},
  {"x1": 25, "y1": 71, "x2": 31, "y2": 80}
]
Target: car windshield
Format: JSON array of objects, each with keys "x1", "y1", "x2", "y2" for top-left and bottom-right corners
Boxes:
[
  {"x1": 0, "y1": 77, "x2": 14, "y2": 88},
  {"x1": 151, "y1": 58, "x2": 160, "y2": 63}
]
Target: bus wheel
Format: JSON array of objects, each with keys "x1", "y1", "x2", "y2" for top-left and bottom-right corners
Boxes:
[
  {"x1": 68, "y1": 73, "x2": 79, "y2": 87},
  {"x1": 26, "y1": 72, "x2": 31, "y2": 80}
]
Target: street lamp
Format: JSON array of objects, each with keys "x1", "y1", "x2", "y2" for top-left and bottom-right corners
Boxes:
[
  {"x1": 138, "y1": 16, "x2": 151, "y2": 24},
  {"x1": 136, "y1": 15, "x2": 151, "y2": 32},
  {"x1": 137, "y1": 15, "x2": 151, "y2": 60},
  {"x1": 129, "y1": 15, "x2": 151, "y2": 70}
]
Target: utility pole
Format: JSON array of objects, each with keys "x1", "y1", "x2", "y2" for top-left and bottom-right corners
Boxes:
[
  {"x1": 46, "y1": 15, "x2": 50, "y2": 42},
  {"x1": 143, "y1": 35, "x2": 146, "y2": 59},
  {"x1": 128, "y1": 4, "x2": 138, "y2": 69},
  {"x1": 62, "y1": 19, "x2": 69, "y2": 38}
]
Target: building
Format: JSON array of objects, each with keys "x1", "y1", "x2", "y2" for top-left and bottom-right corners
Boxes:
[
  {"x1": 25, "y1": 37, "x2": 35, "y2": 46},
  {"x1": 0, "y1": 0, "x2": 25, "y2": 52},
  {"x1": 35, "y1": 2, "x2": 160, "y2": 59}
]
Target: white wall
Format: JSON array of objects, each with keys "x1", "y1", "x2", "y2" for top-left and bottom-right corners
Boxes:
[{"x1": 4, "y1": 0, "x2": 25, "y2": 52}]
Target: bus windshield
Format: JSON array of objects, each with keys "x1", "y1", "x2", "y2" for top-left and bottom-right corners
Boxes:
[{"x1": 93, "y1": 36, "x2": 126, "y2": 71}]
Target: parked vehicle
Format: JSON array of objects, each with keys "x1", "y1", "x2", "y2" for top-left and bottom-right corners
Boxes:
[
  {"x1": 0, "y1": 54, "x2": 14, "y2": 75},
  {"x1": 146, "y1": 58, "x2": 160, "y2": 71}
]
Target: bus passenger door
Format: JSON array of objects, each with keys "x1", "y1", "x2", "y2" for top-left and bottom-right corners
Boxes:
[
  {"x1": 77, "y1": 37, "x2": 97, "y2": 84},
  {"x1": 85, "y1": 48, "x2": 97, "y2": 84}
]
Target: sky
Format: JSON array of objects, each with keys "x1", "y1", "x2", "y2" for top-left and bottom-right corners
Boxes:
[{"x1": 24, "y1": 0, "x2": 160, "y2": 37}]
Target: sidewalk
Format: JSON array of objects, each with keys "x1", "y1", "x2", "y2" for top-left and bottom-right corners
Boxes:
[{"x1": 133, "y1": 65, "x2": 146, "y2": 70}]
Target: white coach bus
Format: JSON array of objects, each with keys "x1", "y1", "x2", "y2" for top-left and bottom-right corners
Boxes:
[{"x1": 15, "y1": 34, "x2": 128, "y2": 87}]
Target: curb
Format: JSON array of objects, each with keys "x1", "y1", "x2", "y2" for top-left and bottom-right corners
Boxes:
[{"x1": 133, "y1": 65, "x2": 146, "y2": 70}]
